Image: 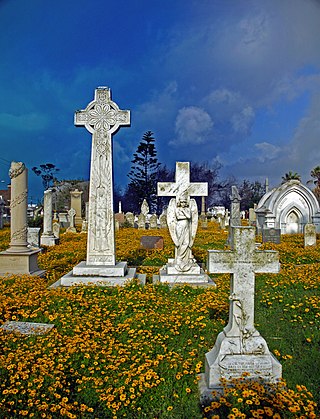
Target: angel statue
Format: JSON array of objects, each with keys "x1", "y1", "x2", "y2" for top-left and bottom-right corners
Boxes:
[{"x1": 167, "y1": 192, "x2": 198, "y2": 272}]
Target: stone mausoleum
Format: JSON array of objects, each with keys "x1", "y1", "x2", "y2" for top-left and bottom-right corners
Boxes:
[{"x1": 255, "y1": 180, "x2": 320, "y2": 234}]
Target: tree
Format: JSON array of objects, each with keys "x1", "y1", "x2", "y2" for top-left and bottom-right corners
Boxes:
[
  {"x1": 307, "y1": 165, "x2": 320, "y2": 201},
  {"x1": 238, "y1": 179, "x2": 265, "y2": 210},
  {"x1": 281, "y1": 171, "x2": 301, "y2": 183},
  {"x1": 32, "y1": 163, "x2": 59, "y2": 190},
  {"x1": 127, "y1": 131, "x2": 160, "y2": 213}
]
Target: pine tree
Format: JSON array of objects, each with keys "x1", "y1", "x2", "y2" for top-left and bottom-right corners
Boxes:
[{"x1": 127, "y1": 131, "x2": 160, "y2": 213}]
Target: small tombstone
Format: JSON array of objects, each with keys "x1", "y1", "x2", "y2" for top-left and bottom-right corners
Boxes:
[
  {"x1": 137, "y1": 213, "x2": 146, "y2": 229},
  {"x1": 80, "y1": 220, "x2": 88, "y2": 233},
  {"x1": 66, "y1": 208, "x2": 77, "y2": 233},
  {"x1": 159, "y1": 212, "x2": 167, "y2": 229},
  {"x1": 125, "y1": 212, "x2": 134, "y2": 227},
  {"x1": 140, "y1": 236, "x2": 164, "y2": 250},
  {"x1": 200, "y1": 215, "x2": 208, "y2": 229},
  {"x1": 115, "y1": 219, "x2": 120, "y2": 231},
  {"x1": 115, "y1": 212, "x2": 125, "y2": 225},
  {"x1": 262, "y1": 228, "x2": 281, "y2": 244},
  {"x1": 27, "y1": 227, "x2": 41, "y2": 248},
  {"x1": 58, "y1": 212, "x2": 68, "y2": 227},
  {"x1": 149, "y1": 214, "x2": 158, "y2": 229},
  {"x1": 52, "y1": 221, "x2": 61, "y2": 239},
  {"x1": 1, "y1": 321, "x2": 55, "y2": 335},
  {"x1": 304, "y1": 223, "x2": 316, "y2": 247}
]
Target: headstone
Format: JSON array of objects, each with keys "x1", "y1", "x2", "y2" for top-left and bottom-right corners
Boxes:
[
  {"x1": 52, "y1": 221, "x2": 61, "y2": 239},
  {"x1": 200, "y1": 227, "x2": 281, "y2": 397},
  {"x1": 149, "y1": 214, "x2": 158, "y2": 229},
  {"x1": 249, "y1": 207, "x2": 256, "y2": 226},
  {"x1": 304, "y1": 223, "x2": 316, "y2": 247},
  {"x1": 125, "y1": 212, "x2": 134, "y2": 227},
  {"x1": 159, "y1": 211, "x2": 167, "y2": 229},
  {"x1": 1, "y1": 321, "x2": 54, "y2": 335},
  {"x1": 53, "y1": 211, "x2": 58, "y2": 221},
  {"x1": 140, "y1": 236, "x2": 164, "y2": 250},
  {"x1": 58, "y1": 212, "x2": 68, "y2": 227},
  {"x1": 80, "y1": 220, "x2": 88, "y2": 233},
  {"x1": 0, "y1": 197, "x2": 5, "y2": 229},
  {"x1": 0, "y1": 162, "x2": 45, "y2": 276},
  {"x1": 59, "y1": 87, "x2": 144, "y2": 286},
  {"x1": 27, "y1": 227, "x2": 41, "y2": 248},
  {"x1": 115, "y1": 212, "x2": 125, "y2": 225},
  {"x1": 41, "y1": 189, "x2": 58, "y2": 246},
  {"x1": 66, "y1": 208, "x2": 77, "y2": 233},
  {"x1": 137, "y1": 213, "x2": 146, "y2": 229},
  {"x1": 262, "y1": 228, "x2": 281, "y2": 244},
  {"x1": 155, "y1": 161, "x2": 213, "y2": 284},
  {"x1": 141, "y1": 199, "x2": 149, "y2": 216},
  {"x1": 115, "y1": 219, "x2": 120, "y2": 232},
  {"x1": 70, "y1": 189, "x2": 83, "y2": 226}
]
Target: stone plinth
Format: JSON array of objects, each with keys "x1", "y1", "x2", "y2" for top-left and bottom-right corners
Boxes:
[
  {"x1": 0, "y1": 249, "x2": 45, "y2": 276},
  {"x1": 41, "y1": 189, "x2": 58, "y2": 247}
]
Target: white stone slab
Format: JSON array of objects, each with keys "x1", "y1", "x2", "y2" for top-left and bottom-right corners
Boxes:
[
  {"x1": 73, "y1": 261, "x2": 127, "y2": 277},
  {"x1": 1, "y1": 321, "x2": 54, "y2": 335}
]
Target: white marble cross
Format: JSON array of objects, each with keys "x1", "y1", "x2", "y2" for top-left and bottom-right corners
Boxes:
[
  {"x1": 157, "y1": 162, "x2": 208, "y2": 199},
  {"x1": 75, "y1": 87, "x2": 130, "y2": 265},
  {"x1": 207, "y1": 227, "x2": 279, "y2": 336}
]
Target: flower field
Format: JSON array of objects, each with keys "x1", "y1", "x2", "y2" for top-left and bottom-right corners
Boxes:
[{"x1": 0, "y1": 224, "x2": 319, "y2": 418}]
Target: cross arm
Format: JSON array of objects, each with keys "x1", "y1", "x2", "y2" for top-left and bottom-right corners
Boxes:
[
  {"x1": 253, "y1": 250, "x2": 280, "y2": 274},
  {"x1": 207, "y1": 250, "x2": 237, "y2": 273}
]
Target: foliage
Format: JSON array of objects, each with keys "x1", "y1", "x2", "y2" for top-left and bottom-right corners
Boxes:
[
  {"x1": 238, "y1": 179, "x2": 265, "y2": 210},
  {"x1": 281, "y1": 171, "x2": 301, "y2": 183},
  {"x1": 307, "y1": 165, "x2": 320, "y2": 201},
  {"x1": 126, "y1": 131, "x2": 161, "y2": 213},
  {"x1": 32, "y1": 163, "x2": 60, "y2": 191},
  {"x1": 0, "y1": 224, "x2": 319, "y2": 418}
]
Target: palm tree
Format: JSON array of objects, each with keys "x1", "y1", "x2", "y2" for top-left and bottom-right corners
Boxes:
[
  {"x1": 281, "y1": 171, "x2": 301, "y2": 184},
  {"x1": 307, "y1": 165, "x2": 320, "y2": 200}
]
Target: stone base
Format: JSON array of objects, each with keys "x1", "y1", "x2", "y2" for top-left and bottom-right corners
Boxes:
[
  {"x1": 203, "y1": 329, "x2": 282, "y2": 392},
  {"x1": 73, "y1": 261, "x2": 128, "y2": 277},
  {"x1": 40, "y1": 235, "x2": 59, "y2": 246},
  {"x1": 0, "y1": 249, "x2": 45, "y2": 276},
  {"x1": 166, "y1": 258, "x2": 201, "y2": 275},
  {"x1": 66, "y1": 227, "x2": 77, "y2": 233},
  {"x1": 55, "y1": 261, "x2": 146, "y2": 287},
  {"x1": 154, "y1": 262, "x2": 215, "y2": 286}
]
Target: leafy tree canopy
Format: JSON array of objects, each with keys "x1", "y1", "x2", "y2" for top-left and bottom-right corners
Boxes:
[{"x1": 32, "y1": 163, "x2": 59, "y2": 190}]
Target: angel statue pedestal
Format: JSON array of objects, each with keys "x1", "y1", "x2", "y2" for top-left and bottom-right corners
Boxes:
[{"x1": 154, "y1": 162, "x2": 215, "y2": 286}]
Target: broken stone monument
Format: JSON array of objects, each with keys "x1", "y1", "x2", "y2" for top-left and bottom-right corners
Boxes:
[
  {"x1": 200, "y1": 227, "x2": 281, "y2": 397},
  {"x1": 0, "y1": 162, "x2": 45, "y2": 276},
  {"x1": 27, "y1": 227, "x2": 41, "y2": 249},
  {"x1": 58, "y1": 87, "x2": 144, "y2": 286},
  {"x1": 40, "y1": 189, "x2": 58, "y2": 246},
  {"x1": 155, "y1": 162, "x2": 213, "y2": 285}
]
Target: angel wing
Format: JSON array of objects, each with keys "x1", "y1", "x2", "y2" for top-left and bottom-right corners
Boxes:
[
  {"x1": 167, "y1": 198, "x2": 179, "y2": 247},
  {"x1": 189, "y1": 198, "x2": 198, "y2": 247}
]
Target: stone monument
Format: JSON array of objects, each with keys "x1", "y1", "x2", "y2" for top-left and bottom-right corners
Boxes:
[
  {"x1": 304, "y1": 223, "x2": 316, "y2": 247},
  {"x1": 200, "y1": 227, "x2": 281, "y2": 397},
  {"x1": 141, "y1": 199, "x2": 149, "y2": 216},
  {"x1": 40, "y1": 189, "x2": 58, "y2": 246},
  {"x1": 59, "y1": 87, "x2": 144, "y2": 286},
  {"x1": 125, "y1": 212, "x2": 134, "y2": 227},
  {"x1": 66, "y1": 208, "x2": 77, "y2": 233},
  {"x1": 70, "y1": 189, "x2": 83, "y2": 226},
  {"x1": 155, "y1": 162, "x2": 212, "y2": 284},
  {"x1": 0, "y1": 162, "x2": 45, "y2": 276}
]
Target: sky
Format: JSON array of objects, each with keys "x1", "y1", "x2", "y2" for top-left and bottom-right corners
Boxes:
[{"x1": 1, "y1": 0, "x2": 320, "y2": 201}]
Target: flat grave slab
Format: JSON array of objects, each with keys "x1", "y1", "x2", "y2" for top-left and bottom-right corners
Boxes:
[{"x1": 1, "y1": 321, "x2": 55, "y2": 335}]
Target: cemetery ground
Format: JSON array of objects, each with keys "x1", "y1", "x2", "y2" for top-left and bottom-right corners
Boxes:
[{"x1": 0, "y1": 224, "x2": 319, "y2": 418}]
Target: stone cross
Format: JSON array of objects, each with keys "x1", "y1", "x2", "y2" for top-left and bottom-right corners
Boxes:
[
  {"x1": 67, "y1": 208, "x2": 77, "y2": 233},
  {"x1": 204, "y1": 227, "x2": 281, "y2": 389},
  {"x1": 75, "y1": 87, "x2": 130, "y2": 265},
  {"x1": 158, "y1": 162, "x2": 208, "y2": 201}
]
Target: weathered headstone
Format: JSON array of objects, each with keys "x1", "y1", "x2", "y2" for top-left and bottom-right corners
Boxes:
[
  {"x1": 58, "y1": 212, "x2": 68, "y2": 228},
  {"x1": 200, "y1": 227, "x2": 281, "y2": 397},
  {"x1": 140, "y1": 236, "x2": 164, "y2": 250},
  {"x1": 304, "y1": 223, "x2": 316, "y2": 247},
  {"x1": 249, "y1": 207, "x2": 256, "y2": 226},
  {"x1": 137, "y1": 213, "x2": 146, "y2": 229},
  {"x1": 59, "y1": 87, "x2": 144, "y2": 286},
  {"x1": 141, "y1": 199, "x2": 149, "y2": 216},
  {"x1": 115, "y1": 212, "x2": 125, "y2": 225},
  {"x1": 0, "y1": 162, "x2": 45, "y2": 276},
  {"x1": 155, "y1": 162, "x2": 212, "y2": 284},
  {"x1": 70, "y1": 189, "x2": 83, "y2": 226},
  {"x1": 125, "y1": 212, "x2": 134, "y2": 227},
  {"x1": 1, "y1": 321, "x2": 54, "y2": 335},
  {"x1": 149, "y1": 214, "x2": 158, "y2": 229},
  {"x1": 262, "y1": 228, "x2": 281, "y2": 244},
  {"x1": 27, "y1": 227, "x2": 41, "y2": 248},
  {"x1": 66, "y1": 208, "x2": 77, "y2": 233},
  {"x1": 159, "y1": 210, "x2": 167, "y2": 229},
  {"x1": 41, "y1": 189, "x2": 58, "y2": 246},
  {"x1": 52, "y1": 221, "x2": 61, "y2": 239}
]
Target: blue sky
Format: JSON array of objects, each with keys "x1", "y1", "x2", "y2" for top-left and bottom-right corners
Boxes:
[{"x1": 1, "y1": 0, "x2": 320, "y2": 200}]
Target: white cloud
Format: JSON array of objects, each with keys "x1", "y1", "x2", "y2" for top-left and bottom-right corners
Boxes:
[
  {"x1": 231, "y1": 106, "x2": 255, "y2": 135},
  {"x1": 170, "y1": 106, "x2": 213, "y2": 146},
  {"x1": 254, "y1": 142, "x2": 281, "y2": 162}
]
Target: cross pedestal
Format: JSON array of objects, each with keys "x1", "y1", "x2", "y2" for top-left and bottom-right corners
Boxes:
[
  {"x1": 154, "y1": 162, "x2": 213, "y2": 285},
  {"x1": 59, "y1": 87, "x2": 144, "y2": 287},
  {"x1": 200, "y1": 227, "x2": 281, "y2": 398}
]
